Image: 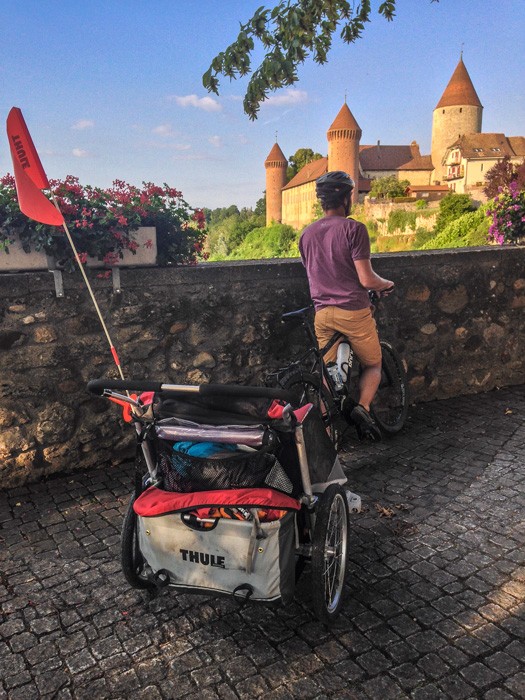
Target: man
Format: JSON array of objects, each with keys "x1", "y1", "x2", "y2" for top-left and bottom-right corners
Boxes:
[{"x1": 299, "y1": 171, "x2": 394, "y2": 440}]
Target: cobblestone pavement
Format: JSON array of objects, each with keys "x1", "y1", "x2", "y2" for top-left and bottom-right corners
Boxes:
[{"x1": 1, "y1": 385, "x2": 524, "y2": 700}]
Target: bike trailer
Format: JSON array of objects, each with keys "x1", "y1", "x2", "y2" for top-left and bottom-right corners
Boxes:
[{"x1": 132, "y1": 487, "x2": 300, "y2": 603}]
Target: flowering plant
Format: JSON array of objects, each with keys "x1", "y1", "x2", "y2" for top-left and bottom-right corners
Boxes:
[
  {"x1": 486, "y1": 180, "x2": 525, "y2": 245},
  {"x1": 0, "y1": 175, "x2": 207, "y2": 270}
]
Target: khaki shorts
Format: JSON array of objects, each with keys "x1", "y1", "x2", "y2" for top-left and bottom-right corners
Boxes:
[{"x1": 314, "y1": 306, "x2": 382, "y2": 367}]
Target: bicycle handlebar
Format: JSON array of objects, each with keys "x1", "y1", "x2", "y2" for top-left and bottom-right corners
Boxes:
[{"x1": 87, "y1": 378, "x2": 294, "y2": 402}]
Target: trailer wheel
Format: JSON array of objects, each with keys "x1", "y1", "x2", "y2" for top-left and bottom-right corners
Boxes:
[
  {"x1": 121, "y1": 496, "x2": 155, "y2": 590},
  {"x1": 311, "y1": 485, "x2": 349, "y2": 623}
]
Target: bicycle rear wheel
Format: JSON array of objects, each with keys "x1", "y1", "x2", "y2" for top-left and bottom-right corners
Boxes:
[
  {"x1": 278, "y1": 369, "x2": 340, "y2": 447},
  {"x1": 371, "y1": 341, "x2": 408, "y2": 434}
]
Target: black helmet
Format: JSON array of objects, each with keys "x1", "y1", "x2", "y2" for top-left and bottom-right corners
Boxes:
[{"x1": 316, "y1": 170, "x2": 355, "y2": 196}]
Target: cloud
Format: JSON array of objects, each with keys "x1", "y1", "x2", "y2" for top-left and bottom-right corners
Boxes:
[
  {"x1": 262, "y1": 89, "x2": 308, "y2": 108},
  {"x1": 208, "y1": 135, "x2": 222, "y2": 148},
  {"x1": 170, "y1": 94, "x2": 222, "y2": 112},
  {"x1": 71, "y1": 119, "x2": 94, "y2": 131},
  {"x1": 152, "y1": 123, "x2": 175, "y2": 136},
  {"x1": 72, "y1": 148, "x2": 90, "y2": 158}
]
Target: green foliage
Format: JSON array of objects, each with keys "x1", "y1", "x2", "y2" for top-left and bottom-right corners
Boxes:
[
  {"x1": 413, "y1": 226, "x2": 435, "y2": 248},
  {"x1": 0, "y1": 175, "x2": 207, "y2": 270},
  {"x1": 203, "y1": 0, "x2": 406, "y2": 119},
  {"x1": 227, "y1": 223, "x2": 299, "y2": 260},
  {"x1": 287, "y1": 148, "x2": 323, "y2": 181},
  {"x1": 203, "y1": 205, "x2": 240, "y2": 226},
  {"x1": 376, "y1": 234, "x2": 415, "y2": 253},
  {"x1": 369, "y1": 175, "x2": 410, "y2": 200},
  {"x1": 206, "y1": 209, "x2": 265, "y2": 259},
  {"x1": 387, "y1": 209, "x2": 417, "y2": 234},
  {"x1": 415, "y1": 199, "x2": 429, "y2": 209},
  {"x1": 419, "y1": 206, "x2": 489, "y2": 250},
  {"x1": 254, "y1": 193, "x2": 266, "y2": 217},
  {"x1": 434, "y1": 193, "x2": 475, "y2": 234}
]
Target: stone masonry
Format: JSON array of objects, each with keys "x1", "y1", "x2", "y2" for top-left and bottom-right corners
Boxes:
[{"x1": 0, "y1": 246, "x2": 523, "y2": 486}]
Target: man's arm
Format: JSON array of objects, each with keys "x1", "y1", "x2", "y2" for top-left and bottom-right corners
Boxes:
[{"x1": 354, "y1": 258, "x2": 394, "y2": 293}]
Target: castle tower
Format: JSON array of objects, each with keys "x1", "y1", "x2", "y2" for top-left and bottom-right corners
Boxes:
[
  {"x1": 327, "y1": 103, "x2": 362, "y2": 204},
  {"x1": 264, "y1": 142, "x2": 288, "y2": 225},
  {"x1": 431, "y1": 57, "x2": 483, "y2": 182}
]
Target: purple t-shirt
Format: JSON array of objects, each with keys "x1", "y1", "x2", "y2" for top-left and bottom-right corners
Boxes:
[{"x1": 299, "y1": 216, "x2": 370, "y2": 310}]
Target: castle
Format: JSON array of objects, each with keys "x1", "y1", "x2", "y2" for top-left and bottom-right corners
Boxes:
[{"x1": 265, "y1": 57, "x2": 525, "y2": 229}]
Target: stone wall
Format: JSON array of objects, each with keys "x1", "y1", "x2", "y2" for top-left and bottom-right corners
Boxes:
[{"x1": 1, "y1": 246, "x2": 523, "y2": 487}]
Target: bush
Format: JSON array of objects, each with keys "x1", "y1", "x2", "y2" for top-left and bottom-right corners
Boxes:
[
  {"x1": 226, "y1": 223, "x2": 299, "y2": 260},
  {"x1": 413, "y1": 226, "x2": 435, "y2": 248},
  {"x1": 376, "y1": 234, "x2": 415, "y2": 253},
  {"x1": 415, "y1": 199, "x2": 429, "y2": 209},
  {"x1": 420, "y1": 207, "x2": 489, "y2": 250},
  {"x1": 434, "y1": 193, "x2": 475, "y2": 234},
  {"x1": 0, "y1": 175, "x2": 207, "y2": 270},
  {"x1": 387, "y1": 210, "x2": 417, "y2": 234},
  {"x1": 486, "y1": 181, "x2": 525, "y2": 244}
]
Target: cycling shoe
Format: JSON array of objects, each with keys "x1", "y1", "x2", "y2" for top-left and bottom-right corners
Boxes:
[{"x1": 350, "y1": 405, "x2": 382, "y2": 441}]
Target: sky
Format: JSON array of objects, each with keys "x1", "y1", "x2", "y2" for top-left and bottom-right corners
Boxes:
[{"x1": 1, "y1": 0, "x2": 524, "y2": 210}]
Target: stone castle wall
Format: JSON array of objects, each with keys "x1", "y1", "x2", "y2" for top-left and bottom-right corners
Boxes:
[{"x1": 1, "y1": 247, "x2": 523, "y2": 487}]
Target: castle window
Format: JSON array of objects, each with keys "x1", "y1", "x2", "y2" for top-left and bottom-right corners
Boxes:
[
  {"x1": 442, "y1": 109, "x2": 445, "y2": 114},
  {"x1": 490, "y1": 147, "x2": 501, "y2": 152},
  {"x1": 459, "y1": 108, "x2": 463, "y2": 113},
  {"x1": 481, "y1": 164, "x2": 484, "y2": 171}
]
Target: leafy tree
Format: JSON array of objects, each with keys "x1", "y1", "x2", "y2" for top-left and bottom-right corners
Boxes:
[
  {"x1": 483, "y1": 156, "x2": 525, "y2": 199},
  {"x1": 206, "y1": 208, "x2": 265, "y2": 258},
  {"x1": 254, "y1": 193, "x2": 266, "y2": 217},
  {"x1": 434, "y1": 193, "x2": 475, "y2": 233},
  {"x1": 203, "y1": 1, "x2": 439, "y2": 119},
  {"x1": 369, "y1": 175, "x2": 410, "y2": 200},
  {"x1": 203, "y1": 205, "x2": 240, "y2": 226},
  {"x1": 287, "y1": 148, "x2": 323, "y2": 181}
]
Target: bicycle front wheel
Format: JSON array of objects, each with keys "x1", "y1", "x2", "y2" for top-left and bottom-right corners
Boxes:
[
  {"x1": 371, "y1": 341, "x2": 408, "y2": 434},
  {"x1": 279, "y1": 369, "x2": 340, "y2": 447}
]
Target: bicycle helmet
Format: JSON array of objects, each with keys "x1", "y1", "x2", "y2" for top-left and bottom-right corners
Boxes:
[{"x1": 316, "y1": 171, "x2": 355, "y2": 209}]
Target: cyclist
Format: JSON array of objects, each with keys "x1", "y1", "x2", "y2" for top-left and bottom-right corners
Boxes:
[{"x1": 298, "y1": 170, "x2": 394, "y2": 440}]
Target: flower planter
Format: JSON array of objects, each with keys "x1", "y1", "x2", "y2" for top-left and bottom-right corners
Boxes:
[
  {"x1": 0, "y1": 239, "x2": 49, "y2": 272},
  {"x1": 86, "y1": 226, "x2": 157, "y2": 268}
]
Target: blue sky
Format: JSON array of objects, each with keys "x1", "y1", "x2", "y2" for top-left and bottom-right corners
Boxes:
[{"x1": 1, "y1": 1, "x2": 524, "y2": 210}]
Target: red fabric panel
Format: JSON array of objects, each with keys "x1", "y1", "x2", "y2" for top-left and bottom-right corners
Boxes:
[
  {"x1": 134, "y1": 486, "x2": 301, "y2": 517},
  {"x1": 6, "y1": 108, "x2": 65, "y2": 226}
]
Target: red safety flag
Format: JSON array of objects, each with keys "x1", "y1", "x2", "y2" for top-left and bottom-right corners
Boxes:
[{"x1": 6, "y1": 107, "x2": 64, "y2": 226}]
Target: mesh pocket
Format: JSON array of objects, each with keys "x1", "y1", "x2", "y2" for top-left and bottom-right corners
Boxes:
[{"x1": 158, "y1": 445, "x2": 293, "y2": 495}]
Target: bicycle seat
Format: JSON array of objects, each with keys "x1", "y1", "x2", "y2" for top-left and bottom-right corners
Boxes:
[{"x1": 281, "y1": 306, "x2": 312, "y2": 321}]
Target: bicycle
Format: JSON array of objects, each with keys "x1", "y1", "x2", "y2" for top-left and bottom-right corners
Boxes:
[{"x1": 267, "y1": 292, "x2": 408, "y2": 447}]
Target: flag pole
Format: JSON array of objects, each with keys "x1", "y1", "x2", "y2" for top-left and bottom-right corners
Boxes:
[
  {"x1": 6, "y1": 107, "x2": 125, "y2": 381},
  {"x1": 50, "y1": 193, "x2": 126, "y2": 381}
]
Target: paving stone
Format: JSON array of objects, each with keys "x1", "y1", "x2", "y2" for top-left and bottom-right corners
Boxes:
[{"x1": 0, "y1": 386, "x2": 524, "y2": 700}]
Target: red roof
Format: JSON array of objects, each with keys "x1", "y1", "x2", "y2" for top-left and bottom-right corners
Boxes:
[
  {"x1": 408, "y1": 185, "x2": 449, "y2": 192},
  {"x1": 359, "y1": 143, "x2": 421, "y2": 171},
  {"x1": 436, "y1": 58, "x2": 482, "y2": 109},
  {"x1": 264, "y1": 142, "x2": 287, "y2": 165},
  {"x1": 327, "y1": 103, "x2": 361, "y2": 132},
  {"x1": 397, "y1": 155, "x2": 434, "y2": 171},
  {"x1": 447, "y1": 133, "x2": 523, "y2": 159},
  {"x1": 283, "y1": 157, "x2": 327, "y2": 190}
]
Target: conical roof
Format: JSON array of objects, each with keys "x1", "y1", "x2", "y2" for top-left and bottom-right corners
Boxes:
[
  {"x1": 264, "y1": 142, "x2": 287, "y2": 165},
  {"x1": 435, "y1": 58, "x2": 482, "y2": 109},
  {"x1": 328, "y1": 103, "x2": 361, "y2": 132}
]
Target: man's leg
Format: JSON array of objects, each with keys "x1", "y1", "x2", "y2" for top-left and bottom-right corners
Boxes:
[{"x1": 358, "y1": 362, "x2": 382, "y2": 412}]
